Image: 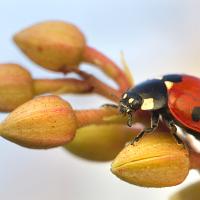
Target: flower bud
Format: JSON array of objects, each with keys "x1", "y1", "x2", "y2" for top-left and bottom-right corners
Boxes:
[
  {"x1": 0, "y1": 95, "x2": 77, "y2": 148},
  {"x1": 0, "y1": 64, "x2": 33, "y2": 112},
  {"x1": 13, "y1": 21, "x2": 86, "y2": 71},
  {"x1": 111, "y1": 131, "x2": 189, "y2": 187},
  {"x1": 65, "y1": 124, "x2": 138, "y2": 161}
]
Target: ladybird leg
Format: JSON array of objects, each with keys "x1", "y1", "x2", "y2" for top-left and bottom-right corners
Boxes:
[
  {"x1": 129, "y1": 111, "x2": 159, "y2": 145},
  {"x1": 164, "y1": 118, "x2": 183, "y2": 144},
  {"x1": 169, "y1": 122, "x2": 182, "y2": 144},
  {"x1": 101, "y1": 104, "x2": 118, "y2": 109},
  {"x1": 127, "y1": 112, "x2": 133, "y2": 127}
]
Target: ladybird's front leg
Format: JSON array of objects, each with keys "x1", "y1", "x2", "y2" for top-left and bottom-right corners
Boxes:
[
  {"x1": 129, "y1": 111, "x2": 160, "y2": 145},
  {"x1": 127, "y1": 112, "x2": 133, "y2": 127},
  {"x1": 163, "y1": 117, "x2": 183, "y2": 144}
]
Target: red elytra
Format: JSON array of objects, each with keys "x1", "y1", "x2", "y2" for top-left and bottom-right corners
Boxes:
[{"x1": 168, "y1": 75, "x2": 200, "y2": 133}]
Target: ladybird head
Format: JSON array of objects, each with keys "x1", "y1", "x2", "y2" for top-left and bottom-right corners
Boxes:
[{"x1": 119, "y1": 91, "x2": 143, "y2": 115}]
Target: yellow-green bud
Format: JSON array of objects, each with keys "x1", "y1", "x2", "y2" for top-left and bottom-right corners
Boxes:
[
  {"x1": 111, "y1": 131, "x2": 189, "y2": 187},
  {"x1": 65, "y1": 124, "x2": 138, "y2": 161}
]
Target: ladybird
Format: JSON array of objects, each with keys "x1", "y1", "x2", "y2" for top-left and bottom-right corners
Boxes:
[{"x1": 117, "y1": 74, "x2": 200, "y2": 144}]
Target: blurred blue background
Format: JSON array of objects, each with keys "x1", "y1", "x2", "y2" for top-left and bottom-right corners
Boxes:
[{"x1": 0, "y1": 0, "x2": 200, "y2": 199}]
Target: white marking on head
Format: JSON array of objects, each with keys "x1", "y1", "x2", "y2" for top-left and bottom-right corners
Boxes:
[
  {"x1": 141, "y1": 98, "x2": 154, "y2": 110},
  {"x1": 123, "y1": 93, "x2": 128, "y2": 99},
  {"x1": 164, "y1": 81, "x2": 173, "y2": 90},
  {"x1": 128, "y1": 98, "x2": 134, "y2": 104}
]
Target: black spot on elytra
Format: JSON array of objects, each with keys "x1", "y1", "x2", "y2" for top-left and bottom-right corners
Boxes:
[
  {"x1": 192, "y1": 107, "x2": 200, "y2": 122},
  {"x1": 162, "y1": 74, "x2": 182, "y2": 83}
]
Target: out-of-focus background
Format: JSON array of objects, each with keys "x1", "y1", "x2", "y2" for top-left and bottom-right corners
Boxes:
[{"x1": 0, "y1": 0, "x2": 200, "y2": 199}]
